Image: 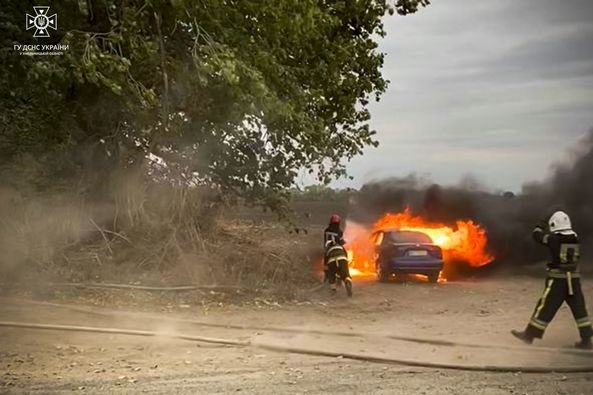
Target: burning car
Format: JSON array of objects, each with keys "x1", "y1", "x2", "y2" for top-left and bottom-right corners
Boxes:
[
  {"x1": 345, "y1": 208, "x2": 494, "y2": 282},
  {"x1": 372, "y1": 229, "x2": 443, "y2": 283}
]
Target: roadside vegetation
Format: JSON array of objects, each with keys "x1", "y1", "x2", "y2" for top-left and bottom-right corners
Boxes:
[{"x1": 0, "y1": 1, "x2": 430, "y2": 292}]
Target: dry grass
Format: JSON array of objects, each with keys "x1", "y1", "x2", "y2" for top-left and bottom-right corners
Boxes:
[{"x1": 0, "y1": 173, "x2": 318, "y2": 296}]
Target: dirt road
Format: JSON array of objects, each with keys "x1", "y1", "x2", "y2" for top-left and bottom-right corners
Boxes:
[{"x1": 2, "y1": 276, "x2": 593, "y2": 394}]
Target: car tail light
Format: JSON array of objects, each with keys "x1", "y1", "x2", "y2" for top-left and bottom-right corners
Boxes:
[
  {"x1": 383, "y1": 245, "x2": 404, "y2": 257},
  {"x1": 394, "y1": 246, "x2": 406, "y2": 257},
  {"x1": 430, "y1": 246, "x2": 443, "y2": 259}
]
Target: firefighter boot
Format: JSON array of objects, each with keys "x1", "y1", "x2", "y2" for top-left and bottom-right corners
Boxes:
[
  {"x1": 575, "y1": 338, "x2": 593, "y2": 350},
  {"x1": 511, "y1": 329, "x2": 534, "y2": 345},
  {"x1": 344, "y1": 277, "x2": 353, "y2": 298}
]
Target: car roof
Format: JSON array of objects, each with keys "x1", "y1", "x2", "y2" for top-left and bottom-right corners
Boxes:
[{"x1": 375, "y1": 229, "x2": 434, "y2": 243}]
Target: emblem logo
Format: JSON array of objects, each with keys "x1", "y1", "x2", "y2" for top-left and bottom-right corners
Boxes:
[{"x1": 26, "y1": 6, "x2": 57, "y2": 38}]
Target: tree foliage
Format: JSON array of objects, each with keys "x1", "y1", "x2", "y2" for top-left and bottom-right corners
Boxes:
[{"x1": 0, "y1": 0, "x2": 429, "y2": 208}]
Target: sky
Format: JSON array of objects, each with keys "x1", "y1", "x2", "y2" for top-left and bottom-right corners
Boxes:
[{"x1": 331, "y1": 0, "x2": 593, "y2": 193}]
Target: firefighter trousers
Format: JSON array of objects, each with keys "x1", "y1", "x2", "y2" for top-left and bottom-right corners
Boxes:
[
  {"x1": 327, "y1": 259, "x2": 351, "y2": 288},
  {"x1": 526, "y1": 276, "x2": 593, "y2": 340}
]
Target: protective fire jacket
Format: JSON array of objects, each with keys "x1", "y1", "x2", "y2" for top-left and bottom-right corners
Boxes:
[
  {"x1": 324, "y1": 224, "x2": 344, "y2": 248},
  {"x1": 532, "y1": 226, "x2": 580, "y2": 274}
]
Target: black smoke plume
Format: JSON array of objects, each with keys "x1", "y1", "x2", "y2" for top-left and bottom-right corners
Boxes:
[{"x1": 349, "y1": 129, "x2": 593, "y2": 271}]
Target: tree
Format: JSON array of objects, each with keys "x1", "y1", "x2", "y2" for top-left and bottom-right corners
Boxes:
[{"x1": 0, "y1": 0, "x2": 429, "y2": 208}]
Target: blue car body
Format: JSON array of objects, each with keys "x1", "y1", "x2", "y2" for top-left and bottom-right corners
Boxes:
[{"x1": 373, "y1": 229, "x2": 444, "y2": 283}]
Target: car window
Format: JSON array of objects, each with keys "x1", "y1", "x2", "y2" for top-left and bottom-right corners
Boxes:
[{"x1": 385, "y1": 231, "x2": 432, "y2": 244}]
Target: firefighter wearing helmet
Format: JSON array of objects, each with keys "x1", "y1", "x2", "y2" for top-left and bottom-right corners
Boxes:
[
  {"x1": 323, "y1": 214, "x2": 345, "y2": 282},
  {"x1": 512, "y1": 211, "x2": 593, "y2": 349},
  {"x1": 324, "y1": 214, "x2": 344, "y2": 247}
]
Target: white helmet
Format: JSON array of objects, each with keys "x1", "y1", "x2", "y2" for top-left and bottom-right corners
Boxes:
[{"x1": 548, "y1": 211, "x2": 574, "y2": 234}]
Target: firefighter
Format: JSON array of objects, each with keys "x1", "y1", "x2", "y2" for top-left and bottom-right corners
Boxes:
[
  {"x1": 325, "y1": 239, "x2": 353, "y2": 296},
  {"x1": 323, "y1": 214, "x2": 344, "y2": 282},
  {"x1": 324, "y1": 214, "x2": 344, "y2": 247},
  {"x1": 511, "y1": 211, "x2": 593, "y2": 349}
]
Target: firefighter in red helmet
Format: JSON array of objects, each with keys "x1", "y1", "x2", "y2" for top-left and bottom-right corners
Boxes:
[
  {"x1": 323, "y1": 214, "x2": 345, "y2": 282},
  {"x1": 325, "y1": 214, "x2": 344, "y2": 247}
]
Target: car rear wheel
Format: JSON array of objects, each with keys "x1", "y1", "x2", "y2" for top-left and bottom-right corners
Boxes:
[
  {"x1": 428, "y1": 271, "x2": 440, "y2": 283},
  {"x1": 377, "y1": 265, "x2": 389, "y2": 283}
]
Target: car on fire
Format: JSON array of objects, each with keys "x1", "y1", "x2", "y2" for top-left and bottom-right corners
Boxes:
[{"x1": 371, "y1": 229, "x2": 443, "y2": 283}]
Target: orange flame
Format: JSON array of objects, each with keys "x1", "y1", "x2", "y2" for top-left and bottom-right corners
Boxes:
[{"x1": 345, "y1": 208, "x2": 494, "y2": 279}]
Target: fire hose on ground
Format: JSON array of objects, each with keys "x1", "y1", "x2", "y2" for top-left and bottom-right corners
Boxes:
[
  {"x1": 13, "y1": 299, "x2": 593, "y2": 358},
  {"x1": 1, "y1": 320, "x2": 593, "y2": 373}
]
